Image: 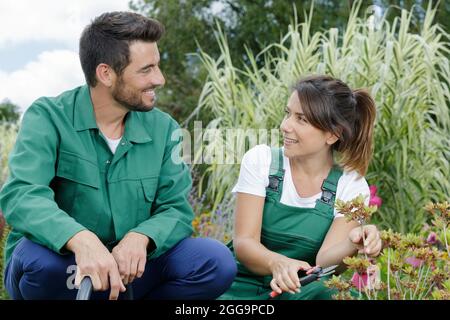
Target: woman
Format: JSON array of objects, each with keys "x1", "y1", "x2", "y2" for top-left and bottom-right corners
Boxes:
[{"x1": 220, "y1": 75, "x2": 382, "y2": 300}]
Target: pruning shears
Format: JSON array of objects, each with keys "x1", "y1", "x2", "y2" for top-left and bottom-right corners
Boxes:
[{"x1": 269, "y1": 264, "x2": 338, "y2": 298}]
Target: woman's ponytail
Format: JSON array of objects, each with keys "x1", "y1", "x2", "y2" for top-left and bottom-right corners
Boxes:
[{"x1": 340, "y1": 89, "x2": 376, "y2": 176}]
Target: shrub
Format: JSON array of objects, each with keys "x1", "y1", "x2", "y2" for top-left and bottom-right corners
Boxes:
[
  {"x1": 325, "y1": 200, "x2": 449, "y2": 300},
  {"x1": 189, "y1": 1, "x2": 449, "y2": 235}
]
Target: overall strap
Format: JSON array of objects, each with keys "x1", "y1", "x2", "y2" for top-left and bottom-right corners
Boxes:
[
  {"x1": 315, "y1": 165, "x2": 343, "y2": 216},
  {"x1": 266, "y1": 147, "x2": 285, "y2": 199}
]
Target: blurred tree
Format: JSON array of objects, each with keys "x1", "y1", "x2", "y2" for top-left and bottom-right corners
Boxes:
[
  {"x1": 0, "y1": 99, "x2": 20, "y2": 123},
  {"x1": 130, "y1": 0, "x2": 449, "y2": 122}
]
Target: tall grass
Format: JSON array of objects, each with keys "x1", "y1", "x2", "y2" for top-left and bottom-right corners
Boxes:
[
  {"x1": 0, "y1": 122, "x2": 18, "y2": 188},
  {"x1": 189, "y1": 1, "x2": 450, "y2": 234},
  {"x1": 0, "y1": 122, "x2": 17, "y2": 300}
]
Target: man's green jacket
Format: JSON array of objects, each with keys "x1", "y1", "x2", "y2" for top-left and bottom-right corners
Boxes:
[{"x1": 0, "y1": 85, "x2": 194, "y2": 266}]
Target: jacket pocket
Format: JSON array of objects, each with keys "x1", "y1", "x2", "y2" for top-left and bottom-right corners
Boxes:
[
  {"x1": 56, "y1": 150, "x2": 100, "y2": 188},
  {"x1": 54, "y1": 150, "x2": 101, "y2": 230},
  {"x1": 137, "y1": 177, "x2": 158, "y2": 222}
]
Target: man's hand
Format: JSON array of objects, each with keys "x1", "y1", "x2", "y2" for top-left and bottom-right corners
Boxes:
[
  {"x1": 66, "y1": 230, "x2": 126, "y2": 300},
  {"x1": 111, "y1": 232, "x2": 149, "y2": 285}
]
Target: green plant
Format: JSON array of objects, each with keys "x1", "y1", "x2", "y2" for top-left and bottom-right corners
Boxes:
[
  {"x1": 189, "y1": 1, "x2": 449, "y2": 234},
  {"x1": 0, "y1": 224, "x2": 10, "y2": 300},
  {"x1": 0, "y1": 121, "x2": 17, "y2": 300},
  {"x1": 325, "y1": 200, "x2": 449, "y2": 300},
  {"x1": 0, "y1": 122, "x2": 18, "y2": 188}
]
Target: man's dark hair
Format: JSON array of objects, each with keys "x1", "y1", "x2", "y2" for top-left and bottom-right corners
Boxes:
[{"x1": 79, "y1": 11, "x2": 164, "y2": 87}]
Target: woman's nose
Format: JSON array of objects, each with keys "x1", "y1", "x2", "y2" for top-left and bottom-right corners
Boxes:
[{"x1": 280, "y1": 117, "x2": 291, "y2": 133}]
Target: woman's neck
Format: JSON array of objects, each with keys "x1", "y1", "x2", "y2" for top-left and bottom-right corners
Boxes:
[{"x1": 289, "y1": 151, "x2": 334, "y2": 179}]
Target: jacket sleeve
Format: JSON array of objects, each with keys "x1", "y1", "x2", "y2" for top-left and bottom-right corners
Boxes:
[
  {"x1": 130, "y1": 119, "x2": 194, "y2": 259},
  {"x1": 0, "y1": 103, "x2": 86, "y2": 254}
]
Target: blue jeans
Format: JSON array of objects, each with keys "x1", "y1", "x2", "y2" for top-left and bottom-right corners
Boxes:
[{"x1": 4, "y1": 237, "x2": 237, "y2": 300}]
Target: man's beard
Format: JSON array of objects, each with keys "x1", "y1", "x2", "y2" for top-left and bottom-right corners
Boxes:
[{"x1": 112, "y1": 77, "x2": 155, "y2": 112}]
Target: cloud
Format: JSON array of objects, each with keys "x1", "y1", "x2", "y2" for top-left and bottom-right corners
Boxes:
[
  {"x1": 0, "y1": 50, "x2": 84, "y2": 113},
  {"x1": 0, "y1": 0, "x2": 131, "y2": 49},
  {"x1": 0, "y1": 0, "x2": 132, "y2": 113}
]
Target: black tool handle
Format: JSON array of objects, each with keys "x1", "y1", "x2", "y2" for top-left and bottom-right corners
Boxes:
[
  {"x1": 75, "y1": 276, "x2": 134, "y2": 300},
  {"x1": 299, "y1": 274, "x2": 319, "y2": 287}
]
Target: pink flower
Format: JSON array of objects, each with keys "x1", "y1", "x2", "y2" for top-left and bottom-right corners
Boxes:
[
  {"x1": 351, "y1": 265, "x2": 381, "y2": 290},
  {"x1": 405, "y1": 256, "x2": 424, "y2": 268},
  {"x1": 369, "y1": 185, "x2": 378, "y2": 195},
  {"x1": 427, "y1": 232, "x2": 438, "y2": 245},
  {"x1": 351, "y1": 272, "x2": 368, "y2": 290},
  {"x1": 368, "y1": 185, "x2": 382, "y2": 208}
]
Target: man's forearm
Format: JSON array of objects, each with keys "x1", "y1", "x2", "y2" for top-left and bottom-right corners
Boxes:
[{"x1": 66, "y1": 230, "x2": 101, "y2": 254}]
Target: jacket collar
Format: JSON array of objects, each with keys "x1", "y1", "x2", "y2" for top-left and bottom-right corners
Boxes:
[
  {"x1": 74, "y1": 85, "x2": 98, "y2": 131},
  {"x1": 74, "y1": 85, "x2": 152, "y2": 144}
]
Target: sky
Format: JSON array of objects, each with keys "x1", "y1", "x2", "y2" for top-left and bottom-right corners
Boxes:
[{"x1": 0, "y1": 0, "x2": 132, "y2": 114}]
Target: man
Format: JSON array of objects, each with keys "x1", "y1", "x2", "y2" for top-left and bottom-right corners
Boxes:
[{"x1": 0, "y1": 11, "x2": 236, "y2": 300}]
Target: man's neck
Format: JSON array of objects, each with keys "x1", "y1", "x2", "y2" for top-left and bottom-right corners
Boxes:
[{"x1": 90, "y1": 86, "x2": 127, "y2": 139}]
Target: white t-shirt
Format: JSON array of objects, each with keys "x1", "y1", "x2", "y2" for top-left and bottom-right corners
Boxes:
[
  {"x1": 231, "y1": 144, "x2": 370, "y2": 219},
  {"x1": 104, "y1": 135, "x2": 122, "y2": 154}
]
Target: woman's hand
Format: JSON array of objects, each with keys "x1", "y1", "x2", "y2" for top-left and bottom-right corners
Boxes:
[
  {"x1": 268, "y1": 256, "x2": 313, "y2": 295},
  {"x1": 348, "y1": 224, "x2": 382, "y2": 257}
]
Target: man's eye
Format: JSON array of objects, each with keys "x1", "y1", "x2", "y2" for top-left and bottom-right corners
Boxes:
[{"x1": 142, "y1": 66, "x2": 155, "y2": 73}]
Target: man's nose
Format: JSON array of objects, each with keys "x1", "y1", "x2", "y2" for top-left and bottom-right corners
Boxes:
[{"x1": 152, "y1": 67, "x2": 165, "y2": 87}]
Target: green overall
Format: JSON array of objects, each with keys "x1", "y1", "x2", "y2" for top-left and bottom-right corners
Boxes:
[{"x1": 219, "y1": 147, "x2": 343, "y2": 300}]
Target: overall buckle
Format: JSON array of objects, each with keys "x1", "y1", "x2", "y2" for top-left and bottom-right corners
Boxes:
[
  {"x1": 320, "y1": 180, "x2": 336, "y2": 204},
  {"x1": 268, "y1": 175, "x2": 283, "y2": 191}
]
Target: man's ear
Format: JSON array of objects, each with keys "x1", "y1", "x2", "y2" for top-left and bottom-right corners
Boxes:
[{"x1": 95, "y1": 63, "x2": 115, "y2": 87}]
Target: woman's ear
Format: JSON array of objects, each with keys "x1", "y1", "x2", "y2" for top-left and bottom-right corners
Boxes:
[
  {"x1": 95, "y1": 63, "x2": 115, "y2": 87},
  {"x1": 326, "y1": 132, "x2": 339, "y2": 145}
]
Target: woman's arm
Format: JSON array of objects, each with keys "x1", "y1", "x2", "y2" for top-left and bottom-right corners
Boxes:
[
  {"x1": 316, "y1": 217, "x2": 381, "y2": 274},
  {"x1": 234, "y1": 192, "x2": 312, "y2": 294},
  {"x1": 315, "y1": 217, "x2": 359, "y2": 274},
  {"x1": 233, "y1": 192, "x2": 286, "y2": 276}
]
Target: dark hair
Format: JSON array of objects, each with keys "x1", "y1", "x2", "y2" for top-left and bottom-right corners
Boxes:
[
  {"x1": 79, "y1": 11, "x2": 165, "y2": 87},
  {"x1": 292, "y1": 75, "x2": 376, "y2": 176}
]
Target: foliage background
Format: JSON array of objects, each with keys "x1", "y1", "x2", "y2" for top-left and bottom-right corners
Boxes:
[
  {"x1": 0, "y1": 0, "x2": 449, "y2": 299},
  {"x1": 189, "y1": 1, "x2": 449, "y2": 236},
  {"x1": 129, "y1": 0, "x2": 450, "y2": 123}
]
